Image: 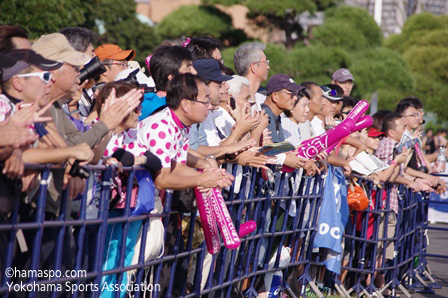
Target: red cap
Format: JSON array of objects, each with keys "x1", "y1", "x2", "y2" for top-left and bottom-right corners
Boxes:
[{"x1": 368, "y1": 127, "x2": 385, "y2": 137}]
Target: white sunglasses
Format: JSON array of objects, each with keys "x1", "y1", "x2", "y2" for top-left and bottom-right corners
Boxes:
[{"x1": 16, "y1": 71, "x2": 52, "y2": 84}]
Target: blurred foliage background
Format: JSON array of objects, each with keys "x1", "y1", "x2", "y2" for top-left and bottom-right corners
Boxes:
[{"x1": 1, "y1": 0, "x2": 447, "y2": 122}]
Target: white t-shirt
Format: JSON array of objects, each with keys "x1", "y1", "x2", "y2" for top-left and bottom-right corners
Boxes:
[
  {"x1": 281, "y1": 116, "x2": 302, "y2": 147},
  {"x1": 298, "y1": 120, "x2": 314, "y2": 141},
  {"x1": 202, "y1": 110, "x2": 221, "y2": 146},
  {"x1": 213, "y1": 106, "x2": 235, "y2": 138},
  {"x1": 311, "y1": 116, "x2": 325, "y2": 136},
  {"x1": 251, "y1": 92, "x2": 266, "y2": 113}
]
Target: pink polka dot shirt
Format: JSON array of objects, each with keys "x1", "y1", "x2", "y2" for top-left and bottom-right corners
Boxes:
[{"x1": 137, "y1": 107, "x2": 190, "y2": 168}]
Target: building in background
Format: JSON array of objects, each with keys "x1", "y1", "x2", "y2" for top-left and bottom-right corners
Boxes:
[
  {"x1": 346, "y1": 0, "x2": 448, "y2": 36},
  {"x1": 135, "y1": 0, "x2": 448, "y2": 41}
]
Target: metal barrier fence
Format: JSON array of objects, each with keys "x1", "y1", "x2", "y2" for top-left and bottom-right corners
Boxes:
[{"x1": 0, "y1": 164, "x2": 445, "y2": 297}]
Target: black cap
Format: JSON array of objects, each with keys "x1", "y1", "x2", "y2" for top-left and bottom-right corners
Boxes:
[
  {"x1": 266, "y1": 74, "x2": 304, "y2": 94},
  {"x1": 0, "y1": 53, "x2": 19, "y2": 68},
  {"x1": 321, "y1": 84, "x2": 344, "y2": 101},
  {"x1": 0, "y1": 53, "x2": 29, "y2": 81},
  {"x1": 8, "y1": 49, "x2": 63, "y2": 71},
  {"x1": 193, "y1": 59, "x2": 233, "y2": 82}
]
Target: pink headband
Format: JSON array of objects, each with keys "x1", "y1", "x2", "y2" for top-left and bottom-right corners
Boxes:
[{"x1": 182, "y1": 37, "x2": 191, "y2": 47}]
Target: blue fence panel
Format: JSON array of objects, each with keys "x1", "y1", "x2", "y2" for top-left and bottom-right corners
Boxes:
[{"x1": 0, "y1": 164, "x2": 446, "y2": 297}]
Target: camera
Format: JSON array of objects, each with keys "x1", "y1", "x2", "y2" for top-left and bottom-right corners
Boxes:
[
  {"x1": 78, "y1": 56, "x2": 107, "y2": 84},
  {"x1": 118, "y1": 68, "x2": 140, "y2": 87},
  {"x1": 69, "y1": 160, "x2": 90, "y2": 179}
]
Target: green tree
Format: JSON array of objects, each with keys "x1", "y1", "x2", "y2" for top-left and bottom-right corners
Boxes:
[
  {"x1": 1, "y1": 0, "x2": 159, "y2": 64},
  {"x1": 0, "y1": 0, "x2": 86, "y2": 39},
  {"x1": 203, "y1": 0, "x2": 340, "y2": 48},
  {"x1": 385, "y1": 13, "x2": 448, "y2": 121},
  {"x1": 349, "y1": 48, "x2": 414, "y2": 108},
  {"x1": 312, "y1": 6, "x2": 382, "y2": 50},
  {"x1": 82, "y1": 0, "x2": 160, "y2": 64},
  {"x1": 156, "y1": 5, "x2": 233, "y2": 40}
]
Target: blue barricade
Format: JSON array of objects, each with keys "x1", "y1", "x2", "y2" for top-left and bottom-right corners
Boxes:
[{"x1": 0, "y1": 164, "x2": 445, "y2": 297}]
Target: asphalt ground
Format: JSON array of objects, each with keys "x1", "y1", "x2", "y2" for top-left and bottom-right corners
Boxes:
[{"x1": 412, "y1": 224, "x2": 448, "y2": 298}]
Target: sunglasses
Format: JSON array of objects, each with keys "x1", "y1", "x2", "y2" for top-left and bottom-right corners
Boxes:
[{"x1": 16, "y1": 71, "x2": 52, "y2": 84}]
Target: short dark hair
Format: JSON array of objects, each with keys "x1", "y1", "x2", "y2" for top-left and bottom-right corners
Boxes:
[
  {"x1": 300, "y1": 81, "x2": 319, "y2": 98},
  {"x1": 342, "y1": 96, "x2": 358, "y2": 110},
  {"x1": 186, "y1": 36, "x2": 220, "y2": 61},
  {"x1": 395, "y1": 101, "x2": 416, "y2": 115},
  {"x1": 59, "y1": 27, "x2": 96, "y2": 53},
  {"x1": 166, "y1": 73, "x2": 206, "y2": 109},
  {"x1": 372, "y1": 110, "x2": 392, "y2": 130},
  {"x1": 0, "y1": 25, "x2": 29, "y2": 53},
  {"x1": 400, "y1": 97, "x2": 423, "y2": 109},
  {"x1": 219, "y1": 61, "x2": 234, "y2": 76},
  {"x1": 382, "y1": 112, "x2": 402, "y2": 135},
  {"x1": 284, "y1": 92, "x2": 309, "y2": 118},
  {"x1": 150, "y1": 44, "x2": 193, "y2": 92},
  {"x1": 95, "y1": 81, "x2": 136, "y2": 117}
]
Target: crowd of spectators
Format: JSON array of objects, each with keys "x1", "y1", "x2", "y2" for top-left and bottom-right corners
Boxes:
[{"x1": 0, "y1": 24, "x2": 447, "y2": 297}]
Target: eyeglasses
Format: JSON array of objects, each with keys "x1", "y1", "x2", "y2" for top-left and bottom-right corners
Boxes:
[
  {"x1": 16, "y1": 71, "x2": 52, "y2": 84},
  {"x1": 402, "y1": 113, "x2": 419, "y2": 118},
  {"x1": 277, "y1": 90, "x2": 297, "y2": 98},
  {"x1": 103, "y1": 61, "x2": 128, "y2": 67},
  {"x1": 256, "y1": 60, "x2": 270, "y2": 66},
  {"x1": 186, "y1": 98, "x2": 211, "y2": 106}
]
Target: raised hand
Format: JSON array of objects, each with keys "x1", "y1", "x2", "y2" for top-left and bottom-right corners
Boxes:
[{"x1": 100, "y1": 88, "x2": 143, "y2": 130}]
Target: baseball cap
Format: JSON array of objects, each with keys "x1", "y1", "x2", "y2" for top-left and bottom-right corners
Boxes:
[
  {"x1": 332, "y1": 68, "x2": 355, "y2": 82},
  {"x1": 32, "y1": 33, "x2": 90, "y2": 66},
  {"x1": 1, "y1": 50, "x2": 62, "y2": 81},
  {"x1": 321, "y1": 84, "x2": 344, "y2": 101},
  {"x1": 193, "y1": 59, "x2": 233, "y2": 82},
  {"x1": 368, "y1": 127, "x2": 385, "y2": 137},
  {"x1": 0, "y1": 53, "x2": 25, "y2": 81},
  {"x1": 266, "y1": 74, "x2": 304, "y2": 94},
  {"x1": 94, "y1": 44, "x2": 136, "y2": 61}
]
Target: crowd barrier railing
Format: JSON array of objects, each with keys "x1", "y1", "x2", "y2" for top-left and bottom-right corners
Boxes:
[{"x1": 0, "y1": 164, "x2": 444, "y2": 297}]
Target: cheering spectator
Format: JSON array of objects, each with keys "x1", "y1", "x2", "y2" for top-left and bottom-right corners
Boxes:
[
  {"x1": 234, "y1": 42, "x2": 270, "y2": 111},
  {"x1": 186, "y1": 36, "x2": 222, "y2": 62},
  {"x1": 331, "y1": 68, "x2": 355, "y2": 97},
  {"x1": 94, "y1": 44, "x2": 135, "y2": 84},
  {"x1": 263, "y1": 74, "x2": 308, "y2": 169},
  {"x1": 137, "y1": 73, "x2": 233, "y2": 191},
  {"x1": 281, "y1": 91, "x2": 310, "y2": 146},
  {"x1": 0, "y1": 24, "x2": 31, "y2": 52},
  {"x1": 141, "y1": 44, "x2": 197, "y2": 120},
  {"x1": 60, "y1": 27, "x2": 98, "y2": 119},
  {"x1": 300, "y1": 81, "x2": 323, "y2": 140}
]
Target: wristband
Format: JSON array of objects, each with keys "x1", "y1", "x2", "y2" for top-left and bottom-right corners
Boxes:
[{"x1": 390, "y1": 160, "x2": 398, "y2": 167}]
